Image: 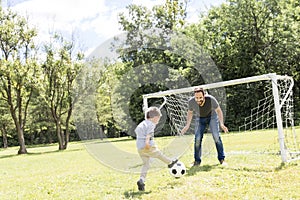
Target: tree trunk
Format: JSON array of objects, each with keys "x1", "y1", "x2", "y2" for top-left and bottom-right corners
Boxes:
[
  {"x1": 10, "y1": 110, "x2": 27, "y2": 154},
  {"x1": 64, "y1": 99, "x2": 73, "y2": 149},
  {"x1": 56, "y1": 121, "x2": 65, "y2": 150},
  {"x1": 1, "y1": 125, "x2": 8, "y2": 148},
  {"x1": 100, "y1": 125, "x2": 105, "y2": 140},
  {"x1": 17, "y1": 127, "x2": 27, "y2": 154},
  {"x1": 64, "y1": 129, "x2": 69, "y2": 149},
  {"x1": 2, "y1": 133, "x2": 8, "y2": 148}
]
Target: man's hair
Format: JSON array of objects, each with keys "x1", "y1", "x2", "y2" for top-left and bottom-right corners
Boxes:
[
  {"x1": 194, "y1": 87, "x2": 205, "y2": 95},
  {"x1": 145, "y1": 107, "x2": 162, "y2": 119}
]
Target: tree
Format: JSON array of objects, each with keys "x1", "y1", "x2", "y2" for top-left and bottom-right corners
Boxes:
[
  {"x1": 118, "y1": 0, "x2": 188, "y2": 68},
  {"x1": 27, "y1": 89, "x2": 56, "y2": 144},
  {"x1": 115, "y1": 0, "x2": 189, "y2": 133},
  {"x1": 42, "y1": 33, "x2": 84, "y2": 150},
  {"x1": 96, "y1": 61, "x2": 124, "y2": 138},
  {"x1": 0, "y1": 7, "x2": 37, "y2": 153},
  {"x1": 72, "y1": 58, "x2": 106, "y2": 140},
  {"x1": 0, "y1": 103, "x2": 13, "y2": 148},
  {"x1": 185, "y1": 0, "x2": 300, "y2": 128}
]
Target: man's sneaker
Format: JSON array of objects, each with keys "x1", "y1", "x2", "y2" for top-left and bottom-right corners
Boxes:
[
  {"x1": 219, "y1": 159, "x2": 228, "y2": 166},
  {"x1": 192, "y1": 161, "x2": 201, "y2": 166},
  {"x1": 137, "y1": 180, "x2": 145, "y2": 191},
  {"x1": 168, "y1": 159, "x2": 178, "y2": 168}
]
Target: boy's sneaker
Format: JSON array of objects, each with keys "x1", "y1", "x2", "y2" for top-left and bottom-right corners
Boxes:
[
  {"x1": 137, "y1": 180, "x2": 145, "y2": 191},
  {"x1": 168, "y1": 159, "x2": 178, "y2": 168}
]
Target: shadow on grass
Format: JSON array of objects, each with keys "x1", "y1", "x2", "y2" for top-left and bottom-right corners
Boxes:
[
  {"x1": 123, "y1": 180, "x2": 183, "y2": 199},
  {"x1": 27, "y1": 148, "x2": 82, "y2": 155},
  {"x1": 185, "y1": 163, "x2": 279, "y2": 176},
  {"x1": 82, "y1": 137, "x2": 134, "y2": 145},
  {"x1": 186, "y1": 164, "x2": 218, "y2": 176},
  {"x1": 224, "y1": 166, "x2": 273, "y2": 173},
  {"x1": 216, "y1": 162, "x2": 290, "y2": 173},
  {"x1": 123, "y1": 190, "x2": 152, "y2": 199},
  {"x1": 0, "y1": 148, "x2": 82, "y2": 159},
  {"x1": 0, "y1": 154, "x2": 19, "y2": 159},
  {"x1": 274, "y1": 162, "x2": 299, "y2": 171},
  {"x1": 275, "y1": 162, "x2": 286, "y2": 171}
]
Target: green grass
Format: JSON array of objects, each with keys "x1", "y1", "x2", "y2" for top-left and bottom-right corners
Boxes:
[{"x1": 0, "y1": 129, "x2": 299, "y2": 200}]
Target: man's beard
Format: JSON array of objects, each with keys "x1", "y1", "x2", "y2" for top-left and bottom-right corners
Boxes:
[{"x1": 197, "y1": 100, "x2": 204, "y2": 106}]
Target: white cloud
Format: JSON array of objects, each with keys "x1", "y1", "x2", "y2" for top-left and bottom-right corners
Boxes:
[
  {"x1": 7, "y1": 0, "x2": 120, "y2": 53},
  {"x1": 131, "y1": 0, "x2": 165, "y2": 8},
  {"x1": 2, "y1": 0, "x2": 224, "y2": 55},
  {"x1": 12, "y1": 0, "x2": 108, "y2": 34},
  {"x1": 15, "y1": 0, "x2": 107, "y2": 21}
]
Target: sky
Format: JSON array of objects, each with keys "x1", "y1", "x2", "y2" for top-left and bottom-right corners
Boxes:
[{"x1": 1, "y1": 0, "x2": 225, "y2": 56}]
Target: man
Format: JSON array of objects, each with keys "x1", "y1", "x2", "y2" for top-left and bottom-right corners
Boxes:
[{"x1": 181, "y1": 87, "x2": 228, "y2": 166}]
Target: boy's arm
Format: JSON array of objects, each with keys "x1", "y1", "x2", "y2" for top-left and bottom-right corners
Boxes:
[{"x1": 144, "y1": 134, "x2": 151, "y2": 149}]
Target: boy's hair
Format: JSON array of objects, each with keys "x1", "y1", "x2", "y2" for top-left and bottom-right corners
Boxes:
[{"x1": 145, "y1": 107, "x2": 162, "y2": 119}]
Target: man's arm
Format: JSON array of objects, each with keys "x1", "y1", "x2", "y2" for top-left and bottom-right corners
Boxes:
[
  {"x1": 181, "y1": 110, "x2": 193, "y2": 135},
  {"x1": 215, "y1": 106, "x2": 228, "y2": 133}
]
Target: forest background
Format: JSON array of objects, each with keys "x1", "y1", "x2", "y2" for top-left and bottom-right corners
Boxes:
[{"x1": 0, "y1": 0, "x2": 299, "y2": 154}]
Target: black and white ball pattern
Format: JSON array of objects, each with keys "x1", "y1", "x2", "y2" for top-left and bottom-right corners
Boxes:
[{"x1": 169, "y1": 161, "x2": 186, "y2": 178}]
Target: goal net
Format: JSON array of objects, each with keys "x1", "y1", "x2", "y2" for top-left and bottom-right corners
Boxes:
[{"x1": 143, "y1": 73, "x2": 299, "y2": 163}]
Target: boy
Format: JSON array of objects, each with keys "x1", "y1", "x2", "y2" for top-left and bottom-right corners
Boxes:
[{"x1": 135, "y1": 106, "x2": 178, "y2": 191}]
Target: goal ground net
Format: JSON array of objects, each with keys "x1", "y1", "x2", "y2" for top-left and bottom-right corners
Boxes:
[{"x1": 143, "y1": 73, "x2": 299, "y2": 163}]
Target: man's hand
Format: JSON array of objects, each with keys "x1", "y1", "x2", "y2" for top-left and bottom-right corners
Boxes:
[
  {"x1": 180, "y1": 125, "x2": 189, "y2": 135},
  {"x1": 220, "y1": 124, "x2": 228, "y2": 133}
]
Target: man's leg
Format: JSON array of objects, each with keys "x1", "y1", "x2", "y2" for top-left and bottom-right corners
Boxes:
[
  {"x1": 194, "y1": 117, "x2": 206, "y2": 164},
  {"x1": 209, "y1": 113, "x2": 225, "y2": 162}
]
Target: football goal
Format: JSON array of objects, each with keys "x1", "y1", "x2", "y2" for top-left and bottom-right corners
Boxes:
[{"x1": 142, "y1": 73, "x2": 299, "y2": 163}]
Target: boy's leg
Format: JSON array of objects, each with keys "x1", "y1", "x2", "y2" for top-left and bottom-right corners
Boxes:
[
  {"x1": 138, "y1": 151, "x2": 151, "y2": 182},
  {"x1": 146, "y1": 146, "x2": 177, "y2": 167},
  {"x1": 137, "y1": 151, "x2": 149, "y2": 191}
]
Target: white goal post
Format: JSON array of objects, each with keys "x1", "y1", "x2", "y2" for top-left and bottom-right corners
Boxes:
[{"x1": 142, "y1": 73, "x2": 299, "y2": 163}]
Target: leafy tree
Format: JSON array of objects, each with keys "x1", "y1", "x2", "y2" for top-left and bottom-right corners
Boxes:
[
  {"x1": 72, "y1": 58, "x2": 107, "y2": 140},
  {"x1": 185, "y1": 0, "x2": 300, "y2": 129},
  {"x1": 96, "y1": 61, "x2": 124, "y2": 138},
  {"x1": 0, "y1": 103, "x2": 14, "y2": 148},
  {"x1": 27, "y1": 89, "x2": 56, "y2": 144},
  {"x1": 115, "y1": 0, "x2": 189, "y2": 135},
  {"x1": 0, "y1": 7, "x2": 38, "y2": 153},
  {"x1": 41, "y1": 33, "x2": 84, "y2": 150},
  {"x1": 118, "y1": 0, "x2": 188, "y2": 68}
]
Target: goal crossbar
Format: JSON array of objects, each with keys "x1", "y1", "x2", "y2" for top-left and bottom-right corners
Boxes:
[{"x1": 143, "y1": 73, "x2": 291, "y2": 99}]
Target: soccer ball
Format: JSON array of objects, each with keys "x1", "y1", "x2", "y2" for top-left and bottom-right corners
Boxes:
[{"x1": 169, "y1": 161, "x2": 186, "y2": 178}]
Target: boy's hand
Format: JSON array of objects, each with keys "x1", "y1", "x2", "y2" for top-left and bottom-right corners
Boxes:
[
  {"x1": 145, "y1": 134, "x2": 151, "y2": 149},
  {"x1": 145, "y1": 143, "x2": 150, "y2": 149}
]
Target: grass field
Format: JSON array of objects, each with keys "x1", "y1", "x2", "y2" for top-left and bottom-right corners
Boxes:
[{"x1": 0, "y1": 129, "x2": 299, "y2": 200}]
